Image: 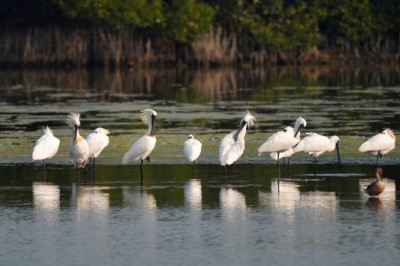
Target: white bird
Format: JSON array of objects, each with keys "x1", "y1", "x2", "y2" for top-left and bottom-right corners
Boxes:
[
  {"x1": 293, "y1": 132, "x2": 341, "y2": 175},
  {"x1": 86, "y1": 127, "x2": 110, "y2": 179},
  {"x1": 67, "y1": 112, "x2": 89, "y2": 181},
  {"x1": 219, "y1": 111, "x2": 256, "y2": 171},
  {"x1": 258, "y1": 116, "x2": 307, "y2": 165},
  {"x1": 183, "y1": 134, "x2": 202, "y2": 165},
  {"x1": 32, "y1": 126, "x2": 60, "y2": 173},
  {"x1": 122, "y1": 109, "x2": 157, "y2": 181},
  {"x1": 359, "y1": 128, "x2": 396, "y2": 166}
]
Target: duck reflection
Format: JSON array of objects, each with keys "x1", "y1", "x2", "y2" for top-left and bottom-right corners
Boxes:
[
  {"x1": 184, "y1": 179, "x2": 202, "y2": 211},
  {"x1": 220, "y1": 188, "x2": 247, "y2": 222},
  {"x1": 33, "y1": 182, "x2": 60, "y2": 210},
  {"x1": 365, "y1": 197, "x2": 385, "y2": 212}
]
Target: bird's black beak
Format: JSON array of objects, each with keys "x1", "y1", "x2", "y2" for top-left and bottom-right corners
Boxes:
[
  {"x1": 150, "y1": 114, "x2": 156, "y2": 135},
  {"x1": 233, "y1": 121, "x2": 247, "y2": 141},
  {"x1": 336, "y1": 142, "x2": 342, "y2": 165},
  {"x1": 73, "y1": 125, "x2": 78, "y2": 143},
  {"x1": 294, "y1": 123, "x2": 304, "y2": 138}
]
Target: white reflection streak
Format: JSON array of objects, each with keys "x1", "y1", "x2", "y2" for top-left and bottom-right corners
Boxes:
[
  {"x1": 33, "y1": 182, "x2": 60, "y2": 211},
  {"x1": 72, "y1": 184, "x2": 110, "y2": 222},
  {"x1": 184, "y1": 180, "x2": 202, "y2": 211},
  {"x1": 270, "y1": 180, "x2": 300, "y2": 212},
  {"x1": 301, "y1": 191, "x2": 337, "y2": 213},
  {"x1": 122, "y1": 186, "x2": 157, "y2": 211},
  {"x1": 220, "y1": 188, "x2": 246, "y2": 222}
]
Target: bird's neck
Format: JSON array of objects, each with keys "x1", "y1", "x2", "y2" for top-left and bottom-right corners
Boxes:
[{"x1": 234, "y1": 125, "x2": 247, "y2": 142}]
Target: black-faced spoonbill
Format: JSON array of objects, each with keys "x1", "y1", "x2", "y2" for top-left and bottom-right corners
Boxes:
[
  {"x1": 67, "y1": 112, "x2": 89, "y2": 181},
  {"x1": 32, "y1": 126, "x2": 60, "y2": 173},
  {"x1": 258, "y1": 117, "x2": 307, "y2": 166},
  {"x1": 364, "y1": 167, "x2": 385, "y2": 197},
  {"x1": 293, "y1": 133, "x2": 341, "y2": 176},
  {"x1": 122, "y1": 109, "x2": 157, "y2": 182},
  {"x1": 86, "y1": 127, "x2": 110, "y2": 180},
  {"x1": 219, "y1": 110, "x2": 256, "y2": 172},
  {"x1": 359, "y1": 128, "x2": 395, "y2": 166},
  {"x1": 183, "y1": 134, "x2": 202, "y2": 167}
]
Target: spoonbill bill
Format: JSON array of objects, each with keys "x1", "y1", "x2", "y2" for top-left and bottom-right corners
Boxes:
[
  {"x1": 258, "y1": 116, "x2": 307, "y2": 165},
  {"x1": 32, "y1": 126, "x2": 60, "y2": 172},
  {"x1": 122, "y1": 109, "x2": 157, "y2": 181},
  {"x1": 183, "y1": 134, "x2": 202, "y2": 165},
  {"x1": 293, "y1": 132, "x2": 341, "y2": 175},
  {"x1": 219, "y1": 110, "x2": 255, "y2": 171},
  {"x1": 67, "y1": 112, "x2": 89, "y2": 181},
  {"x1": 365, "y1": 167, "x2": 385, "y2": 197},
  {"x1": 359, "y1": 129, "x2": 395, "y2": 166},
  {"x1": 86, "y1": 127, "x2": 110, "y2": 180}
]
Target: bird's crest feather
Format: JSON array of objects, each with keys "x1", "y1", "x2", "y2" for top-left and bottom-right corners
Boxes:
[{"x1": 66, "y1": 112, "x2": 81, "y2": 128}]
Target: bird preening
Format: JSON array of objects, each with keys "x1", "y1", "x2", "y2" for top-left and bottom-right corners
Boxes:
[
  {"x1": 122, "y1": 109, "x2": 157, "y2": 183},
  {"x1": 183, "y1": 134, "x2": 202, "y2": 173},
  {"x1": 86, "y1": 127, "x2": 110, "y2": 181},
  {"x1": 219, "y1": 110, "x2": 256, "y2": 173},
  {"x1": 32, "y1": 126, "x2": 60, "y2": 174}
]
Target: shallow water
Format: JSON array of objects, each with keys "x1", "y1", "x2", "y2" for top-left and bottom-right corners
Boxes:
[{"x1": 0, "y1": 66, "x2": 399, "y2": 265}]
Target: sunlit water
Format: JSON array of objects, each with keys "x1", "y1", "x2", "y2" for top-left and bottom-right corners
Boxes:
[{"x1": 0, "y1": 67, "x2": 400, "y2": 265}]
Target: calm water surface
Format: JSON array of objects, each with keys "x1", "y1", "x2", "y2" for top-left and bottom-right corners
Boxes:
[{"x1": 0, "y1": 66, "x2": 399, "y2": 265}]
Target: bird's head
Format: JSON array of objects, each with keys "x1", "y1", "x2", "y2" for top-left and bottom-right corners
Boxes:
[
  {"x1": 140, "y1": 109, "x2": 157, "y2": 125},
  {"x1": 41, "y1": 126, "x2": 53, "y2": 136},
  {"x1": 294, "y1": 116, "x2": 307, "y2": 137},
  {"x1": 375, "y1": 167, "x2": 383, "y2": 180},
  {"x1": 240, "y1": 110, "x2": 256, "y2": 129},
  {"x1": 66, "y1": 112, "x2": 81, "y2": 128},
  {"x1": 188, "y1": 134, "x2": 194, "y2": 139},
  {"x1": 94, "y1": 127, "x2": 110, "y2": 135},
  {"x1": 383, "y1": 128, "x2": 395, "y2": 141}
]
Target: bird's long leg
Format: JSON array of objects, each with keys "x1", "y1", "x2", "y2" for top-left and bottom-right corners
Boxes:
[
  {"x1": 87, "y1": 158, "x2": 91, "y2": 180},
  {"x1": 277, "y1": 152, "x2": 281, "y2": 178},
  {"x1": 287, "y1": 157, "x2": 291, "y2": 178},
  {"x1": 77, "y1": 167, "x2": 81, "y2": 184},
  {"x1": 313, "y1": 157, "x2": 317, "y2": 177},
  {"x1": 140, "y1": 160, "x2": 144, "y2": 184},
  {"x1": 92, "y1": 158, "x2": 96, "y2": 184},
  {"x1": 192, "y1": 161, "x2": 195, "y2": 176},
  {"x1": 282, "y1": 157, "x2": 286, "y2": 177},
  {"x1": 42, "y1": 160, "x2": 46, "y2": 173}
]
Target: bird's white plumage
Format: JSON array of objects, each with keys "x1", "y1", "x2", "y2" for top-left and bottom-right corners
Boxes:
[
  {"x1": 122, "y1": 109, "x2": 157, "y2": 165},
  {"x1": 122, "y1": 135, "x2": 156, "y2": 164},
  {"x1": 359, "y1": 129, "x2": 395, "y2": 156},
  {"x1": 66, "y1": 112, "x2": 81, "y2": 128},
  {"x1": 86, "y1": 127, "x2": 110, "y2": 158},
  {"x1": 183, "y1": 135, "x2": 202, "y2": 162},
  {"x1": 258, "y1": 126, "x2": 295, "y2": 155},
  {"x1": 67, "y1": 112, "x2": 89, "y2": 168},
  {"x1": 32, "y1": 126, "x2": 60, "y2": 161},
  {"x1": 259, "y1": 117, "x2": 306, "y2": 160},
  {"x1": 219, "y1": 111, "x2": 256, "y2": 166},
  {"x1": 293, "y1": 133, "x2": 339, "y2": 158}
]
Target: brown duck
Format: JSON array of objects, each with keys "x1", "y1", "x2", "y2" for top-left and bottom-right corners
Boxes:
[{"x1": 365, "y1": 167, "x2": 385, "y2": 197}]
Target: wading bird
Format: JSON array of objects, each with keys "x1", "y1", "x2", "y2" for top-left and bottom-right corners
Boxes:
[
  {"x1": 258, "y1": 117, "x2": 307, "y2": 166},
  {"x1": 365, "y1": 167, "x2": 385, "y2": 197},
  {"x1": 86, "y1": 127, "x2": 110, "y2": 180},
  {"x1": 359, "y1": 129, "x2": 396, "y2": 166},
  {"x1": 32, "y1": 126, "x2": 60, "y2": 173},
  {"x1": 219, "y1": 111, "x2": 256, "y2": 172},
  {"x1": 122, "y1": 109, "x2": 157, "y2": 182},
  {"x1": 293, "y1": 133, "x2": 341, "y2": 176},
  {"x1": 183, "y1": 134, "x2": 202, "y2": 167},
  {"x1": 67, "y1": 112, "x2": 89, "y2": 181}
]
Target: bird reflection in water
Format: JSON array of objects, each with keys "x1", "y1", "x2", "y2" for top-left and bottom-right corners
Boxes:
[
  {"x1": 33, "y1": 182, "x2": 60, "y2": 224},
  {"x1": 219, "y1": 187, "x2": 247, "y2": 222},
  {"x1": 184, "y1": 179, "x2": 202, "y2": 211},
  {"x1": 365, "y1": 197, "x2": 385, "y2": 212}
]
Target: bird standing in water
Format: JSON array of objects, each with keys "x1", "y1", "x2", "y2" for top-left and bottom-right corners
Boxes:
[
  {"x1": 365, "y1": 167, "x2": 385, "y2": 197},
  {"x1": 122, "y1": 109, "x2": 157, "y2": 182},
  {"x1": 32, "y1": 126, "x2": 60, "y2": 173},
  {"x1": 183, "y1": 134, "x2": 202, "y2": 170},
  {"x1": 293, "y1": 133, "x2": 341, "y2": 176},
  {"x1": 67, "y1": 112, "x2": 89, "y2": 182},
  {"x1": 359, "y1": 129, "x2": 396, "y2": 166},
  {"x1": 86, "y1": 127, "x2": 110, "y2": 181},
  {"x1": 258, "y1": 117, "x2": 307, "y2": 167},
  {"x1": 219, "y1": 111, "x2": 256, "y2": 172}
]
